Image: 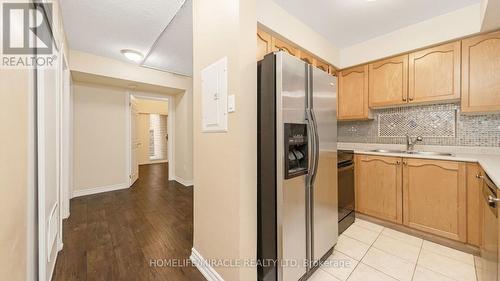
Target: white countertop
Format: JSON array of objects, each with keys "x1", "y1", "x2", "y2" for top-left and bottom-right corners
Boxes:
[{"x1": 338, "y1": 142, "x2": 500, "y2": 188}]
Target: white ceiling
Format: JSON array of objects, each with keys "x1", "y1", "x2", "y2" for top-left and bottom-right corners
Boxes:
[
  {"x1": 272, "y1": 0, "x2": 480, "y2": 47},
  {"x1": 60, "y1": 0, "x2": 193, "y2": 76},
  {"x1": 142, "y1": 0, "x2": 193, "y2": 75}
]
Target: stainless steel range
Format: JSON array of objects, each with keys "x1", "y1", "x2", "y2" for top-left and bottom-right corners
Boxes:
[{"x1": 337, "y1": 150, "x2": 355, "y2": 235}]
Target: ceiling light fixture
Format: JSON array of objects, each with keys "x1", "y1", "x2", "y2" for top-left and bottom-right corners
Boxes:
[{"x1": 120, "y1": 49, "x2": 144, "y2": 63}]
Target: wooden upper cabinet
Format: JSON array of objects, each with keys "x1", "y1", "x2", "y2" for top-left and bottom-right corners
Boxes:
[
  {"x1": 257, "y1": 30, "x2": 272, "y2": 61},
  {"x1": 315, "y1": 59, "x2": 330, "y2": 73},
  {"x1": 272, "y1": 37, "x2": 299, "y2": 57},
  {"x1": 462, "y1": 31, "x2": 500, "y2": 113},
  {"x1": 355, "y1": 155, "x2": 403, "y2": 224},
  {"x1": 369, "y1": 55, "x2": 409, "y2": 107},
  {"x1": 257, "y1": 29, "x2": 335, "y2": 76},
  {"x1": 338, "y1": 65, "x2": 370, "y2": 120},
  {"x1": 299, "y1": 51, "x2": 314, "y2": 65},
  {"x1": 408, "y1": 41, "x2": 461, "y2": 104},
  {"x1": 402, "y1": 159, "x2": 467, "y2": 242},
  {"x1": 328, "y1": 65, "x2": 337, "y2": 77}
]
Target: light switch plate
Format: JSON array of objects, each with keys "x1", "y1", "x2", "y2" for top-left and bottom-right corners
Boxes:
[{"x1": 228, "y1": 95, "x2": 235, "y2": 113}]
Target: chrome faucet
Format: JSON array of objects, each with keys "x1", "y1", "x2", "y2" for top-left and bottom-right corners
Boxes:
[{"x1": 406, "y1": 134, "x2": 423, "y2": 151}]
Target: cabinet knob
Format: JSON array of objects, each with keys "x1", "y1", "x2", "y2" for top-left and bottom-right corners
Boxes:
[
  {"x1": 476, "y1": 174, "x2": 483, "y2": 179},
  {"x1": 396, "y1": 161, "x2": 401, "y2": 165},
  {"x1": 402, "y1": 97, "x2": 407, "y2": 101},
  {"x1": 403, "y1": 161, "x2": 407, "y2": 165},
  {"x1": 409, "y1": 97, "x2": 414, "y2": 101}
]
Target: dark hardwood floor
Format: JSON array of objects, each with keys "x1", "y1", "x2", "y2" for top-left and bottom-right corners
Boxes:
[{"x1": 52, "y1": 163, "x2": 205, "y2": 281}]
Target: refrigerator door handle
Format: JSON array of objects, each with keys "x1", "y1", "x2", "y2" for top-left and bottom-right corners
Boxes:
[
  {"x1": 306, "y1": 108, "x2": 315, "y2": 180},
  {"x1": 310, "y1": 109, "x2": 320, "y2": 186}
]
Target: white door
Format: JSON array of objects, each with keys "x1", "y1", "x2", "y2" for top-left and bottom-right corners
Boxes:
[
  {"x1": 130, "y1": 100, "x2": 139, "y2": 185},
  {"x1": 37, "y1": 55, "x2": 61, "y2": 281}
]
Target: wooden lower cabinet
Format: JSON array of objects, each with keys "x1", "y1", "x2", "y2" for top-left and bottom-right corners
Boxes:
[
  {"x1": 355, "y1": 155, "x2": 403, "y2": 223},
  {"x1": 355, "y1": 155, "x2": 475, "y2": 244},
  {"x1": 466, "y1": 163, "x2": 483, "y2": 246},
  {"x1": 402, "y1": 159, "x2": 467, "y2": 242}
]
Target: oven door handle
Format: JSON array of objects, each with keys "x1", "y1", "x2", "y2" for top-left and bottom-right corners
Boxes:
[
  {"x1": 338, "y1": 164, "x2": 354, "y2": 173},
  {"x1": 481, "y1": 174, "x2": 499, "y2": 208},
  {"x1": 488, "y1": 195, "x2": 500, "y2": 205}
]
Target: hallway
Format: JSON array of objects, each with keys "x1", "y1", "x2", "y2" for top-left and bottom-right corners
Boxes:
[{"x1": 52, "y1": 163, "x2": 204, "y2": 281}]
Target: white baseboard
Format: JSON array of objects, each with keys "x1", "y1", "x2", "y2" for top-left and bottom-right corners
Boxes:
[
  {"x1": 190, "y1": 248, "x2": 224, "y2": 281},
  {"x1": 72, "y1": 183, "x2": 129, "y2": 198},
  {"x1": 174, "y1": 176, "x2": 193, "y2": 187}
]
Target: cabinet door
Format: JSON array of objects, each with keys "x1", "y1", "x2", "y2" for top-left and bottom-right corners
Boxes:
[
  {"x1": 272, "y1": 37, "x2": 299, "y2": 57},
  {"x1": 369, "y1": 55, "x2": 408, "y2": 107},
  {"x1": 355, "y1": 155, "x2": 403, "y2": 223},
  {"x1": 403, "y1": 159, "x2": 466, "y2": 242},
  {"x1": 409, "y1": 41, "x2": 461, "y2": 104},
  {"x1": 338, "y1": 65, "x2": 370, "y2": 120},
  {"x1": 462, "y1": 31, "x2": 500, "y2": 113},
  {"x1": 466, "y1": 163, "x2": 483, "y2": 247},
  {"x1": 257, "y1": 30, "x2": 272, "y2": 61}
]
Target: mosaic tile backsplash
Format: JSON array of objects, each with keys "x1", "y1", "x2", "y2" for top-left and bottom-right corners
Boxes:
[{"x1": 338, "y1": 103, "x2": 500, "y2": 147}]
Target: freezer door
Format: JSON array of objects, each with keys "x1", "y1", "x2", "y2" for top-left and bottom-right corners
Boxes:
[
  {"x1": 276, "y1": 52, "x2": 309, "y2": 281},
  {"x1": 310, "y1": 67, "x2": 338, "y2": 263}
]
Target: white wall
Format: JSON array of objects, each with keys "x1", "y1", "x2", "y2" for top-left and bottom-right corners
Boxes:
[
  {"x1": 69, "y1": 50, "x2": 191, "y2": 91},
  {"x1": 256, "y1": 0, "x2": 340, "y2": 66},
  {"x1": 0, "y1": 68, "x2": 29, "y2": 281},
  {"x1": 72, "y1": 82, "x2": 193, "y2": 194},
  {"x1": 340, "y1": 4, "x2": 482, "y2": 68},
  {"x1": 193, "y1": 0, "x2": 257, "y2": 280},
  {"x1": 73, "y1": 83, "x2": 128, "y2": 193},
  {"x1": 480, "y1": 0, "x2": 500, "y2": 31},
  {"x1": 69, "y1": 51, "x2": 194, "y2": 185},
  {"x1": 135, "y1": 98, "x2": 169, "y2": 115}
]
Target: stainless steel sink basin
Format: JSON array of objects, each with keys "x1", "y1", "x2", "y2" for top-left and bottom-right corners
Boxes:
[
  {"x1": 369, "y1": 149, "x2": 454, "y2": 156},
  {"x1": 407, "y1": 151, "x2": 454, "y2": 156},
  {"x1": 369, "y1": 149, "x2": 406, "y2": 153}
]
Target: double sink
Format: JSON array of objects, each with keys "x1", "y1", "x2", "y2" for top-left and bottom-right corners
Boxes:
[{"x1": 369, "y1": 149, "x2": 454, "y2": 157}]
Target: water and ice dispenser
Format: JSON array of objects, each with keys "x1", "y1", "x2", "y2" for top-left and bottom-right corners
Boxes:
[{"x1": 284, "y1": 123, "x2": 308, "y2": 179}]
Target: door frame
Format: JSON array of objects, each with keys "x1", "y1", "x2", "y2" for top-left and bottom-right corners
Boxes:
[
  {"x1": 58, "y1": 49, "x2": 71, "y2": 250},
  {"x1": 126, "y1": 93, "x2": 175, "y2": 185}
]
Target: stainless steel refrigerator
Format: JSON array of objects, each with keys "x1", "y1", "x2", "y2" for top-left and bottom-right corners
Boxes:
[{"x1": 258, "y1": 51, "x2": 338, "y2": 281}]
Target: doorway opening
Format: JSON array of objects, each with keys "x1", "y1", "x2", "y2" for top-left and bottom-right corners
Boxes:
[{"x1": 128, "y1": 94, "x2": 174, "y2": 186}]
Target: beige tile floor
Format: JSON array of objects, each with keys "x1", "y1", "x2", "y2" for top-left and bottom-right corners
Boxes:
[{"x1": 310, "y1": 218, "x2": 478, "y2": 281}]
